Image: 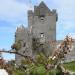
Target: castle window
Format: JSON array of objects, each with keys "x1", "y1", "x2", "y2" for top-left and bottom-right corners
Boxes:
[
  {"x1": 40, "y1": 33, "x2": 45, "y2": 44},
  {"x1": 39, "y1": 15, "x2": 45, "y2": 20},
  {"x1": 40, "y1": 17, "x2": 44, "y2": 20},
  {"x1": 40, "y1": 33, "x2": 44, "y2": 37}
]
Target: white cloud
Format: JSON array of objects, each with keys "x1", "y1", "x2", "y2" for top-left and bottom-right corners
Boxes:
[
  {"x1": 0, "y1": 0, "x2": 33, "y2": 33},
  {"x1": 50, "y1": 0, "x2": 75, "y2": 39},
  {"x1": 0, "y1": 0, "x2": 33, "y2": 23}
]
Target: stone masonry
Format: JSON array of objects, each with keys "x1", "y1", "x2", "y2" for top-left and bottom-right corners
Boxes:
[{"x1": 15, "y1": 1, "x2": 75, "y2": 65}]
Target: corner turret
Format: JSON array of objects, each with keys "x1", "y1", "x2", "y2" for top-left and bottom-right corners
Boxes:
[{"x1": 16, "y1": 25, "x2": 25, "y2": 33}]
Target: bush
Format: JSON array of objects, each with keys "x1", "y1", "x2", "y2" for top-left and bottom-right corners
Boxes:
[
  {"x1": 36, "y1": 53, "x2": 47, "y2": 65},
  {"x1": 36, "y1": 65, "x2": 46, "y2": 75}
]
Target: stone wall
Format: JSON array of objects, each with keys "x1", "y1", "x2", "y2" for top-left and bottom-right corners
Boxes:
[{"x1": 15, "y1": 2, "x2": 58, "y2": 65}]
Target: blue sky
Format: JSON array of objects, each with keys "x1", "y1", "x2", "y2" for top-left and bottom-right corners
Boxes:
[{"x1": 0, "y1": 0, "x2": 75, "y2": 60}]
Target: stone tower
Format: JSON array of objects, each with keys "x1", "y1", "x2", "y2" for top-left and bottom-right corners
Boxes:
[
  {"x1": 15, "y1": 1, "x2": 58, "y2": 65},
  {"x1": 28, "y1": 1, "x2": 58, "y2": 56}
]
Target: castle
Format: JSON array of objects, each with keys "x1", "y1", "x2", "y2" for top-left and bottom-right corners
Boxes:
[{"x1": 15, "y1": 2, "x2": 75, "y2": 65}]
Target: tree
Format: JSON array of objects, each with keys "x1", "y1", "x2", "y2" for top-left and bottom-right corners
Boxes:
[
  {"x1": 11, "y1": 40, "x2": 21, "y2": 51},
  {"x1": 0, "y1": 36, "x2": 73, "y2": 75}
]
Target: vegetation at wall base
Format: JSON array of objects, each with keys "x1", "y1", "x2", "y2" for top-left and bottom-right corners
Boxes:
[{"x1": 64, "y1": 61, "x2": 75, "y2": 72}]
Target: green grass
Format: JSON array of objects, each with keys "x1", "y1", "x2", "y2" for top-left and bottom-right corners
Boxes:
[{"x1": 64, "y1": 61, "x2": 75, "y2": 72}]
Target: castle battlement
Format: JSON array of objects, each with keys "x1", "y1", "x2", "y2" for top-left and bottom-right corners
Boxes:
[{"x1": 16, "y1": 25, "x2": 26, "y2": 33}]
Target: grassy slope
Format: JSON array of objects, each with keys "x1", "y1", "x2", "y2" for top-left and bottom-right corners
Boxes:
[{"x1": 64, "y1": 61, "x2": 75, "y2": 72}]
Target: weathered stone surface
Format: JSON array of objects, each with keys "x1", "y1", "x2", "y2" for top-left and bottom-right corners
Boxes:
[{"x1": 15, "y1": 1, "x2": 57, "y2": 65}]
